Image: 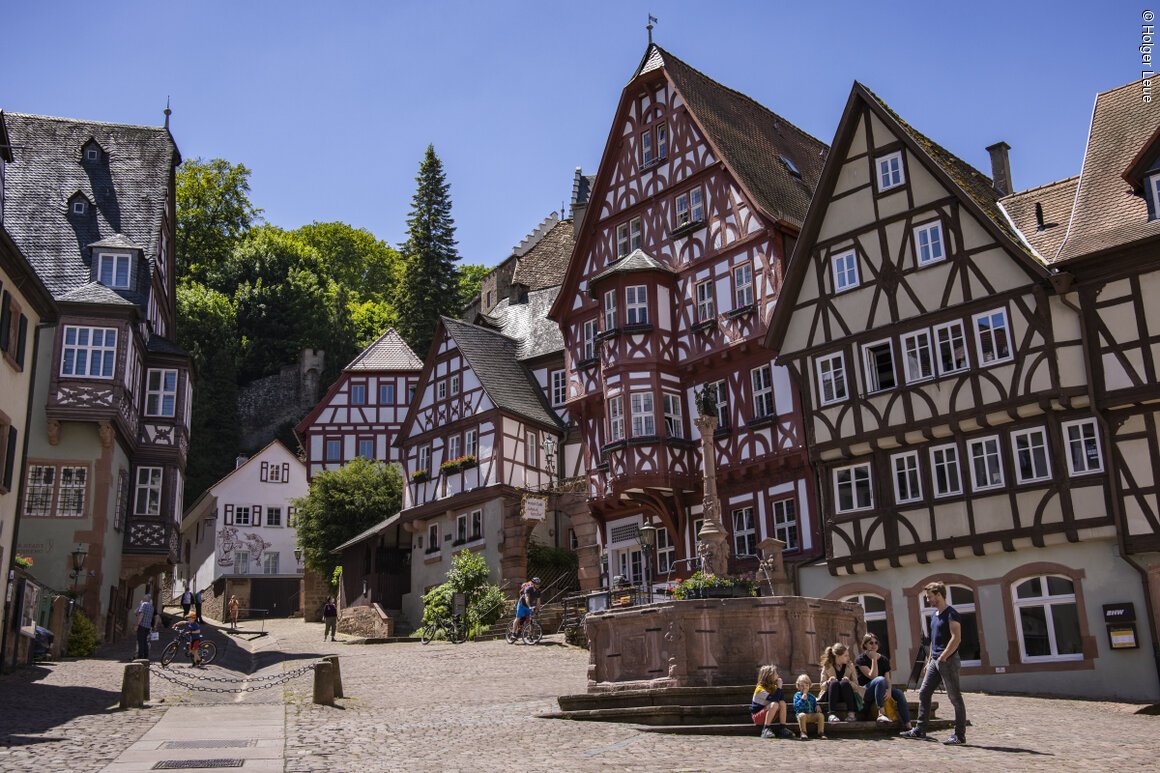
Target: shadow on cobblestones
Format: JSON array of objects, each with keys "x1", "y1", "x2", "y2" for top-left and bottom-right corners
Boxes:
[{"x1": 0, "y1": 664, "x2": 121, "y2": 747}]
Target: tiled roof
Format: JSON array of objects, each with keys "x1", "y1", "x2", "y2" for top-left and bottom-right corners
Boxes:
[
  {"x1": 345, "y1": 328, "x2": 423, "y2": 372},
  {"x1": 146, "y1": 334, "x2": 189, "y2": 356},
  {"x1": 486, "y1": 286, "x2": 563, "y2": 361},
  {"x1": 2, "y1": 113, "x2": 177, "y2": 301},
  {"x1": 88, "y1": 232, "x2": 144, "y2": 251},
  {"x1": 589, "y1": 248, "x2": 674, "y2": 288},
  {"x1": 441, "y1": 317, "x2": 561, "y2": 430},
  {"x1": 999, "y1": 177, "x2": 1079, "y2": 261},
  {"x1": 1055, "y1": 80, "x2": 1160, "y2": 261},
  {"x1": 511, "y1": 218, "x2": 573, "y2": 290},
  {"x1": 649, "y1": 46, "x2": 828, "y2": 229},
  {"x1": 56, "y1": 281, "x2": 137, "y2": 306}
]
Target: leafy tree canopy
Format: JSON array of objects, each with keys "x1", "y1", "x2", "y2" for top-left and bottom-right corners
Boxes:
[
  {"x1": 457, "y1": 264, "x2": 490, "y2": 311},
  {"x1": 176, "y1": 158, "x2": 262, "y2": 283},
  {"x1": 294, "y1": 221, "x2": 403, "y2": 304}
]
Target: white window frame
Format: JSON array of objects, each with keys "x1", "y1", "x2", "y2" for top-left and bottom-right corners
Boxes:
[
  {"x1": 1012, "y1": 426, "x2": 1052, "y2": 483},
  {"x1": 357, "y1": 437, "x2": 374, "y2": 460},
  {"x1": 1013, "y1": 575, "x2": 1084, "y2": 663},
  {"x1": 603, "y1": 290, "x2": 617, "y2": 330},
  {"x1": 266, "y1": 506, "x2": 282, "y2": 527},
  {"x1": 656, "y1": 122, "x2": 668, "y2": 160},
  {"x1": 456, "y1": 512, "x2": 469, "y2": 543},
  {"x1": 134, "y1": 466, "x2": 163, "y2": 516},
  {"x1": 436, "y1": 380, "x2": 447, "y2": 400},
  {"x1": 695, "y1": 280, "x2": 715, "y2": 321},
  {"x1": 934, "y1": 320, "x2": 969, "y2": 375},
  {"x1": 656, "y1": 527, "x2": 675, "y2": 575},
  {"x1": 427, "y1": 522, "x2": 440, "y2": 554},
  {"x1": 751, "y1": 364, "x2": 774, "y2": 418},
  {"x1": 630, "y1": 392, "x2": 655, "y2": 437},
  {"x1": 234, "y1": 550, "x2": 250, "y2": 575},
  {"x1": 72, "y1": 200, "x2": 86, "y2": 215},
  {"x1": 98, "y1": 252, "x2": 132, "y2": 289},
  {"x1": 1151, "y1": 174, "x2": 1160, "y2": 217},
  {"x1": 914, "y1": 221, "x2": 945, "y2": 266},
  {"x1": 447, "y1": 435, "x2": 461, "y2": 461},
  {"x1": 419, "y1": 445, "x2": 431, "y2": 474},
  {"x1": 1062, "y1": 418, "x2": 1103, "y2": 475},
  {"x1": 676, "y1": 187, "x2": 704, "y2": 226},
  {"x1": 772, "y1": 498, "x2": 798, "y2": 551},
  {"x1": 861, "y1": 339, "x2": 897, "y2": 393},
  {"x1": 350, "y1": 383, "x2": 367, "y2": 405},
  {"x1": 57, "y1": 466, "x2": 88, "y2": 518},
  {"x1": 816, "y1": 352, "x2": 848, "y2": 405},
  {"x1": 876, "y1": 150, "x2": 905, "y2": 191},
  {"x1": 732, "y1": 506, "x2": 756, "y2": 557},
  {"x1": 61, "y1": 326, "x2": 118, "y2": 379},
  {"x1": 630, "y1": 217, "x2": 642, "y2": 252},
  {"x1": 967, "y1": 435, "x2": 1004, "y2": 491},
  {"x1": 608, "y1": 396, "x2": 625, "y2": 442},
  {"x1": 892, "y1": 451, "x2": 922, "y2": 504},
  {"x1": 706, "y1": 379, "x2": 729, "y2": 429},
  {"x1": 834, "y1": 463, "x2": 873, "y2": 513},
  {"x1": 625, "y1": 285, "x2": 648, "y2": 325},
  {"x1": 832, "y1": 249, "x2": 859, "y2": 292},
  {"x1": 930, "y1": 443, "x2": 963, "y2": 497},
  {"x1": 525, "y1": 430, "x2": 538, "y2": 467},
  {"x1": 234, "y1": 505, "x2": 251, "y2": 527},
  {"x1": 583, "y1": 318, "x2": 598, "y2": 360},
  {"x1": 551, "y1": 369, "x2": 567, "y2": 406},
  {"x1": 324, "y1": 438, "x2": 342, "y2": 462},
  {"x1": 641, "y1": 129, "x2": 654, "y2": 165},
  {"x1": 145, "y1": 368, "x2": 178, "y2": 417},
  {"x1": 465, "y1": 428, "x2": 477, "y2": 458},
  {"x1": 85, "y1": 147, "x2": 100, "y2": 161},
  {"x1": 973, "y1": 308, "x2": 1013, "y2": 366},
  {"x1": 263, "y1": 552, "x2": 279, "y2": 575},
  {"x1": 901, "y1": 329, "x2": 934, "y2": 383},
  {"x1": 450, "y1": 374, "x2": 460, "y2": 395},
  {"x1": 662, "y1": 392, "x2": 683, "y2": 438},
  {"x1": 379, "y1": 383, "x2": 396, "y2": 404},
  {"x1": 733, "y1": 264, "x2": 754, "y2": 308},
  {"x1": 470, "y1": 509, "x2": 483, "y2": 541},
  {"x1": 616, "y1": 222, "x2": 630, "y2": 257}
]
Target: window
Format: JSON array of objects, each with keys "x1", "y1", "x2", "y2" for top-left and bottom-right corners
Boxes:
[
  {"x1": 52, "y1": 466, "x2": 86, "y2": 517},
  {"x1": 266, "y1": 507, "x2": 282, "y2": 527},
  {"x1": 234, "y1": 505, "x2": 251, "y2": 527},
  {"x1": 603, "y1": 290, "x2": 618, "y2": 329},
  {"x1": 780, "y1": 155, "x2": 802, "y2": 178},
  {"x1": 419, "y1": 445, "x2": 431, "y2": 474},
  {"x1": 844, "y1": 593, "x2": 890, "y2": 655},
  {"x1": 98, "y1": 253, "x2": 131, "y2": 289},
  {"x1": 471, "y1": 509, "x2": 483, "y2": 540},
  {"x1": 357, "y1": 437, "x2": 375, "y2": 460},
  {"x1": 901, "y1": 330, "x2": 934, "y2": 383},
  {"x1": 968, "y1": 436, "x2": 1004, "y2": 490},
  {"x1": 24, "y1": 466, "x2": 57, "y2": 517},
  {"x1": 427, "y1": 522, "x2": 440, "y2": 554},
  {"x1": 914, "y1": 222, "x2": 945, "y2": 265},
  {"x1": 437, "y1": 380, "x2": 447, "y2": 400},
  {"x1": 919, "y1": 585, "x2": 982, "y2": 664},
  {"x1": 641, "y1": 129, "x2": 654, "y2": 165},
  {"x1": 732, "y1": 507, "x2": 756, "y2": 556},
  {"x1": 72, "y1": 200, "x2": 86, "y2": 215},
  {"x1": 656, "y1": 122, "x2": 668, "y2": 160},
  {"x1": 876, "y1": 151, "x2": 905, "y2": 191},
  {"x1": 862, "y1": 340, "x2": 896, "y2": 393},
  {"x1": 816, "y1": 352, "x2": 848, "y2": 405},
  {"x1": 1062, "y1": 418, "x2": 1102, "y2": 474},
  {"x1": 973, "y1": 309, "x2": 1012, "y2": 365},
  {"x1": 262, "y1": 552, "x2": 279, "y2": 574},
  {"x1": 61, "y1": 326, "x2": 117, "y2": 378},
  {"x1": 134, "y1": 467, "x2": 163, "y2": 516},
  {"x1": 662, "y1": 392, "x2": 683, "y2": 438},
  {"x1": 616, "y1": 223, "x2": 630, "y2": 257},
  {"x1": 465, "y1": 429, "x2": 477, "y2": 457},
  {"x1": 772, "y1": 498, "x2": 798, "y2": 550},
  {"x1": 85, "y1": 147, "x2": 100, "y2": 161},
  {"x1": 448, "y1": 435, "x2": 461, "y2": 461},
  {"x1": 695, "y1": 280, "x2": 715, "y2": 321},
  {"x1": 324, "y1": 438, "x2": 342, "y2": 462},
  {"x1": 408, "y1": 384, "x2": 416, "y2": 402},
  {"x1": 550, "y1": 370, "x2": 567, "y2": 406},
  {"x1": 832, "y1": 249, "x2": 859, "y2": 291},
  {"x1": 1012, "y1": 427, "x2": 1051, "y2": 483},
  {"x1": 834, "y1": 463, "x2": 873, "y2": 513},
  {"x1": 733, "y1": 264, "x2": 754, "y2": 308},
  {"x1": 751, "y1": 365, "x2": 774, "y2": 419},
  {"x1": 608, "y1": 396, "x2": 624, "y2": 442},
  {"x1": 630, "y1": 392, "x2": 655, "y2": 437},
  {"x1": 583, "y1": 319, "x2": 598, "y2": 360},
  {"x1": 145, "y1": 369, "x2": 178, "y2": 417},
  {"x1": 930, "y1": 444, "x2": 962, "y2": 497},
  {"x1": 450, "y1": 374, "x2": 460, "y2": 395},
  {"x1": 456, "y1": 513, "x2": 468, "y2": 543},
  {"x1": 934, "y1": 321, "x2": 969, "y2": 374},
  {"x1": 630, "y1": 218, "x2": 642, "y2": 252},
  {"x1": 626, "y1": 285, "x2": 648, "y2": 324},
  {"x1": 234, "y1": 550, "x2": 250, "y2": 575},
  {"x1": 710, "y1": 379, "x2": 729, "y2": 428},
  {"x1": 1013, "y1": 575, "x2": 1083, "y2": 661},
  {"x1": 656, "y1": 527, "x2": 675, "y2": 575},
  {"x1": 675, "y1": 187, "x2": 704, "y2": 226},
  {"x1": 525, "y1": 430, "x2": 538, "y2": 467},
  {"x1": 379, "y1": 383, "x2": 396, "y2": 404},
  {"x1": 1151, "y1": 174, "x2": 1160, "y2": 217},
  {"x1": 288, "y1": 506, "x2": 298, "y2": 528},
  {"x1": 350, "y1": 383, "x2": 367, "y2": 405},
  {"x1": 892, "y1": 451, "x2": 922, "y2": 503}
]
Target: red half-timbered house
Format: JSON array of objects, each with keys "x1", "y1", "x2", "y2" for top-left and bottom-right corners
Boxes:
[{"x1": 549, "y1": 45, "x2": 826, "y2": 591}]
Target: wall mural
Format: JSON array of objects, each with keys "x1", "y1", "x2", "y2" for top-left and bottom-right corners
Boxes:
[{"x1": 217, "y1": 526, "x2": 272, "y2": 567}]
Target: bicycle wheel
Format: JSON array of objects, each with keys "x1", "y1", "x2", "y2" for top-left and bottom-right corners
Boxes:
[
  {"x1": 523, "y1": 620, "x2": 543, "y2": 645},
  {"x1": 419, "y1": 622, "x2": 435, "y2": 644},
  {"x1": 448, "y1": 622, "x2": 467, "y2": 644},
  {"x1": 160, "y1": 640, "x2": 179, "y2": 667},
  {"x1": 198, "y1": 641, "x2": 218, "y2": 665},
  {"x1": 505, "y1": 621, "x2": 518, "y2": 644}
]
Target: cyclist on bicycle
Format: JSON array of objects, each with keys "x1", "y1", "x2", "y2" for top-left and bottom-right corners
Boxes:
[
  {"x1": 173, "y1": 611, "x2": 204, "y2": 667},
  {"x1": 510, "y1": 577, "x2": 541, "y2": 639}
]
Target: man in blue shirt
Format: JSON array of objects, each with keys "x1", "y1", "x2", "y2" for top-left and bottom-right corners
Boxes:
[{"x1": 901, "y1": 580, "x2": 968, "y2": 745}]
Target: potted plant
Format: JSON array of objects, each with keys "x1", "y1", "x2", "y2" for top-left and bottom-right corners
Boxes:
[
  {"x1": 411, "y1": 469, "x2": 430, "y2": 484},
  {"x1": 670, "y1": 570, "x2": 757, "y2": 600},
  {"x1": 440, "y1": 458, "x2": 463, "y2": 475},
  {"x1": 14, "y1": 554, "x2": 33, "y2": 570},
  {"x1": 459, "y1": 454, "x2": 478, "y2": 469}
]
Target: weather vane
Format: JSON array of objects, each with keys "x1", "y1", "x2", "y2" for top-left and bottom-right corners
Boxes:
[{"x1": 647, "y1": 14, "x2": 658, "y2": 45}]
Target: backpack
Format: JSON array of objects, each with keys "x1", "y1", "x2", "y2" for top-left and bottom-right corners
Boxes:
[{"x1": 323, "y1": 602, "x2": 337, "y2": 617}]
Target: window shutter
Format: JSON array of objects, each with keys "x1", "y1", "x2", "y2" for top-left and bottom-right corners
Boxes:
[
  {"x1": 260, "y1": 461, "x2": 268, "y2": 482},
  {"x1": 224, "y1": 504, "x2": 234, "y2": 525},
  {"x1": 253, "y1": 505, "x2": 262, "y2": 527},
  {"x1": 15, "y1": 315, "x2": 27, "y2": 367},
  {"x1": 281, "y1": 462, "x2": 290, "y2": 482},
  {"x1": 3, "y1": 426, "x2": 16, "y2": 491},
  {"x1": 0, "y1": 292, "x2": 10, "y2": 352}
]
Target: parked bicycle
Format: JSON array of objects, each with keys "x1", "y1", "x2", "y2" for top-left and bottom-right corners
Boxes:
[
  {"x1": 160, "y1": 628, "x2": 217, "y2": 667},
  {"x1": 506, "y1": 607, "x2": 543, "y2": 645},
  {"x1": 418, "y1": 611, "x2": 467, "y2": 644}
]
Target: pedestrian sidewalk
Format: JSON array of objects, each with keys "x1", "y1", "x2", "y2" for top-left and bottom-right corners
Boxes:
[{"x1": 99, "y1": 704, "x2": 284, "y2": 772}]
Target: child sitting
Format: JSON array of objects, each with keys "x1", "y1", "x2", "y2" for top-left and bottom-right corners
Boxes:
[
  {"x1": 793, "y1": 674, "x2": 827, "y2": 740},
  {"x1": 750, "y1": 665, "x2": 794, "y2": 739},
  {"x1": 173, "y1": 611, "x2": 203, "y2": 667}
]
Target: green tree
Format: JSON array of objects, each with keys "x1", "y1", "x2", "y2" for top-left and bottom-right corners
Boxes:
[
  {"x1": 293, "y1": 457, "x2": 402, "y2": 582},
  {"x1": 293, "y1": 221, "x2": 403, "y2": 303},
  {"x1": 456, "y1": 264, "x2": 490, "y2": 312},
  {"x1": 397, "y1": 145, "x2": 460, "y2": 356},
  {"x1": 420, "y1": 550, "x2": 506, "y2": 638},
  {"x1": 176, "y1": 158, "x2": 262, "y2": 283}
]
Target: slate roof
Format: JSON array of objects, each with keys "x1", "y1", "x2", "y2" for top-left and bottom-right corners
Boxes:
[
  {"x1": 1055, "y1": 79, "x2": 1160, "y2": 261},
  {"x1": 344, "y1": 328, "x2": 423, "y2": 372},
  {"x1": 999, "y1": 177, "x2": 1079, "y2": 261},
  {"x1": 56, "y1": 281, "x2": 136, "y2": 306},
  {"x1": 146, "y1": 335, "x2": 190, "y2": 356},
  {"x1": 485, "y1": 286, "x2": 563, "y2": 361},
  {"x1": 441, "y1": 317, "x2": 562, "y2": 430},
  {"x1": 2, "y1": 113, "x2": 178, "y2": 301},
  {"x1": 588, "y1": 248, "x2": 675, "y2": 289},
  {"x1": 88, "y1": 232, "x2": 144, "y2": 251},
  {"x1": 511, "y1": 218, "x2": 573, "y2": 290},
  {"x1": 645, "y1": 45, "x2": 828, "y2": 229}
]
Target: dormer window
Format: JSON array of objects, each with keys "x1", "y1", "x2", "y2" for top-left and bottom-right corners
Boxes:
[
  {"x1": 72, "y1": 200, "x2": 87, "y2": 215},
  {"x1": 81, "y1": 140, "x2": 105, "y2": 163},
  {"x1": 85, "y1": 148, "x2": 100, "y2": 161},
  {"x1": 1150, "y1": 174, "x2": 1160, "y2": 219},
  {"x1": 780, "y1": 155, "x2": 802, "y2": 179},
  {"x1": 98, "y1": 253, "x2": 132, "y2": 289}
]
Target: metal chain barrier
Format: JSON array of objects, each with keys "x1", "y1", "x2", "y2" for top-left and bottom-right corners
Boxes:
[{"x1": 149, "y1": 662, "x2": 316, "y2": 694}]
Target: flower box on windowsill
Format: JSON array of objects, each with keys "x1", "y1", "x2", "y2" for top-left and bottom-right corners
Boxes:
[
  {"x1": 411, "y1": 470, "x2": 431, "y2": 484},
  {"x1": 691, "y1": 319, "x2": 716, "y2": 334},
  {"x1": 669, "y1": 219, "x2": 707, "y2": 240},
  {"x1": 727, "y1": 303, "x2": 757, "y2": 319},
  {"x1": 622, "y1": 323, "x2": 654, "y2": 335},
  {"x1": 595, "y1": 328, "x2": 621, "y2": 343}
]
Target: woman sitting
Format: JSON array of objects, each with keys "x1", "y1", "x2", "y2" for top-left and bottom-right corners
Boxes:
[
  {"x1": 855, "y1": 633, "x2": 912, "y2": 726},
  {"x1": 818, "y1": 642, "x2": 863, "y2": 722}
]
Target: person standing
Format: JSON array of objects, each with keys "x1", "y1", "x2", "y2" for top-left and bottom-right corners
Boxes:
[
  {"x1": 901, "y1": 581, "x2": 968, "y2": 745},
  {"x1": 134, "y1": 594, "x2": 155, "y2": 659},
  {"x1": 194, "y1": 588, "x2": 204, "y2": 623},
  {"x1": 322, "y1": 597, "x2": 338, "y2": 642},
  {"x1": 228, "y1": 595, "x2": 240, "y2": 630},
  {"x1": 180, "y1": 584, "x2": 192, "y2": 618}
]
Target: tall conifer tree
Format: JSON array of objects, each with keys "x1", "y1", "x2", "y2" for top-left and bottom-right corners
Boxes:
[{"x1": 397, "y1": 145, "x2": 460, "y2": 356}]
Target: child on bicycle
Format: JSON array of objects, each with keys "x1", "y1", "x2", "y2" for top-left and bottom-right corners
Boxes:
[
  {"x1": 509, "y1": 577, "x2": 541, "y2": 640},
  {"x1": 173, "y1": 611, "x2": 204, "y2": 667}
]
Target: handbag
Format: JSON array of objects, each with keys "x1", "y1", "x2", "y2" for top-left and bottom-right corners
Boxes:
[{"x1": 883, "y1": 695, "x2": 900, "y2": 721}]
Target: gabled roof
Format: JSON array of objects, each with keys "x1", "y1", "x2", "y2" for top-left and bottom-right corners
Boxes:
[
  {"x1": 344, "y1": 328, "x2": 423, "y2": 372},
  {"x1": 485, "y1": 286, "x2": 563, "y2": 361},
  {"x1": 510, "y1": 218, "x2": 573, "y2": 290},
  {"x1": 1, "y1": 113, "x2": 178, "y2": 301},
  {"x1": 183, "y1": 438, "x2": 303, "y2": 520},
  {"x1": 767, "y1": 82, "x2": 1050, "y2": 351},
  {"x1": 588, "y1": 248, "x2": 675, "y2": 291},
  {"x1": 999, "y1": 177, "x2": 1079, "y2": 261},
  {"x1": 1055, "y1": 79, "x2": 1160, "y2": 261}
]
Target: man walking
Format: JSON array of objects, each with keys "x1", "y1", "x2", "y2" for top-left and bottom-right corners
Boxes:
[
  {"x1": 322, "y1": 597, "x2": 338, "y2": 642},
  {"x1": 180, "y1": 584, "x2": 192, "y2": 618},
  {"x1": 901, "y1": 581, "x2": 968, "y2": 745},
  {"x1": 194, "y1": 588, "x2": 204, "y2": 623},
  {"x1": 135, "y1": 593, "x2": 155, "y2": 660}
]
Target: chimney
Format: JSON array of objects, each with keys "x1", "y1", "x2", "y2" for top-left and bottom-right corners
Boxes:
[
  {"x1": 986, "y1": 142, "x2": 1013, "y2": 196},
  {"x1": 235, "y1": 455, "x2": 249, "y2": 469}
]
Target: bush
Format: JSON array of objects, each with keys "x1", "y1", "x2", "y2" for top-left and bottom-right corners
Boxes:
[
  {"x1": 66, "y1": 610, "x2": 99, "y2": 657},
  {"x1": 527, "y1": 541, "x2": 578, "y2": 570},
  {"x1": 670, "y1": 570, "x2": 757, "y2": 600},
  {"x1": 420, "y1": 550, "x2": 506, "y2": 638}
]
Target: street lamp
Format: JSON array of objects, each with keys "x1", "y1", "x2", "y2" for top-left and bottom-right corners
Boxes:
[
  {"x1": 294, "y1": 548, "x2": 303, "y2": 566},
  {"x1": 69, "y1": 544, "x2": 88, "y2": 605},
  {"x1": 638, "y1": 522, "x2": 657, "y2": 604}
]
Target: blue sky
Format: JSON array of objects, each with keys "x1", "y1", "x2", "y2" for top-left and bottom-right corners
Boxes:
[{"x1": 2, "y1": 1, "x2": 1135, "y2": 268}]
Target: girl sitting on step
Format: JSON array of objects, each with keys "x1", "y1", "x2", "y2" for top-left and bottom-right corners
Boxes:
[
  {"x1": 818, "y1": 642, "x2": 863, "y2": 722},
  {"x1": 751, "y1": 664, "x2": 794, "y2": 739}
]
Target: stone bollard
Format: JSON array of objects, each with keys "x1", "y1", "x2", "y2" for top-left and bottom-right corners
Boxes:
[
  {"x1": 121, "y1": 662, "x2": 146, "y2": 709},
  {"x1": 134, "y1": 658, "x2": 151, "y2": 702},
  {"x1": 312, "y1": 661, "x2": 334, "y2": 706},
  {"x1": 323, "y1": 655, "x2": 344, "y2": 699}
]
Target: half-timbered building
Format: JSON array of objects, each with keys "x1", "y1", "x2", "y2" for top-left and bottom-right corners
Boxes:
[
  {"x1": 766, "y1": 81, "x2": 1160, "y2": 700},
  {"x1": 5, "y1": 112, "x2": 190, "y2": 643},
  {"x1": 549, "y1": 45, "x2": 826, "y2": 592}
]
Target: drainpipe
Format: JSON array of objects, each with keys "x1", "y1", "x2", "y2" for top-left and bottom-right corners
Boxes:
[{"x1": 1053, "y1": 271, "x2": 1160, "y2": 694}]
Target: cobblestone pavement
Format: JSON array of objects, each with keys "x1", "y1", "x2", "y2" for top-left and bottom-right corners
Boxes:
[{"x1": 3, "y1": 616, "x2": 1158, "y2": 772}]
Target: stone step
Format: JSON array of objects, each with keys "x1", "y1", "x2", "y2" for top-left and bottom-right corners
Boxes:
[
  {"x1": 540, "y1": 700, "x2": 933, "y2": 727},
  {"x1": 634, "y1": 717, "x2": 961, "y2": 737}
]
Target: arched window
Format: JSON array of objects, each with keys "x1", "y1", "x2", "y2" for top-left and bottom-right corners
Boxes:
[
  {"x1": 919, "y1": 584, "x2": 981, "y2": 666},
  {"x1": 843, "y1": 593, "x2": 890, "y2": 655},
  {"x1": 1013, "y1": 575, "x2": 1082, "y2": 661}
]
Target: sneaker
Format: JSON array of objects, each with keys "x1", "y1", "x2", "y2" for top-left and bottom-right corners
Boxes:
[
  {"x1": 876, "y1": 713, "x2": 892, "y2": 724},
  {"x1": 900, "y1": 728, "x2": 926, "y2": 739},
  {"x1": 943, "y1": 734, "x2": 966, "y2": 745},
  {"x1": 826, "y1": 714, "x2": 841, "y2": 723},
  {"x1": 778, "y1": 727, "x2": 795, "y2": 739},
  {"x1": 845, "y1": 712, "x2": 857, "y2": 722}
]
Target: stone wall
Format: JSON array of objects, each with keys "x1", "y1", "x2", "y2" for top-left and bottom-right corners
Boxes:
[
  {"x1": 236, "y1": 349, "x2": 324, "y2": 451},
  {"x1": 301, "y1": 569, "x2": 330, "y2": 623},
  {"x1": 337, "y1": 603, "x2": 395, "y2": 638}
]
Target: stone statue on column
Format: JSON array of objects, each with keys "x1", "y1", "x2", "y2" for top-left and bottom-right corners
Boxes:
[{"x1": 693, "y1": 384, "x2": 729, "y2": 578}]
